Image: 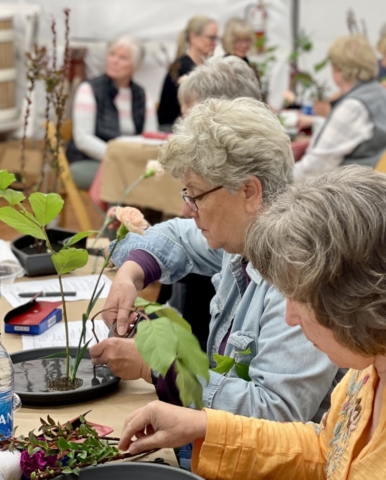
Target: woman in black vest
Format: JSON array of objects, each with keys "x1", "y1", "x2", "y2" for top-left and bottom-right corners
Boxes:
[
  {"x1": 157, "y1": 15, "x2": 218, "y2": 130},
  {"x1": 67, "y1": 35, "x2": 158, "y2": 189}
]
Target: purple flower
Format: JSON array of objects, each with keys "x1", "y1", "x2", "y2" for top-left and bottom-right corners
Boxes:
[{"x1": 20, "y1": 450, "x2": 57, "y2": 477}]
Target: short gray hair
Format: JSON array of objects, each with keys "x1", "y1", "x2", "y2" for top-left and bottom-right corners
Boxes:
[
  {"x1": 178, "y1": 56, "x2": 261, "y2": 106},
  {"x1": 246, "y1": 165, "x2": 386, "y2": 356},
  {"x1": 108, "y1": 34, "x2": 144, "y2": 70},
  {"x1": 158, "y1": 97, "x2": 293, "y2": 202}
]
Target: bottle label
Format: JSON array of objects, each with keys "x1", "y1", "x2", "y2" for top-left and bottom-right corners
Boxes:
[{"x1": 0, "y1": 397, "x2": 13, "y2": 438}]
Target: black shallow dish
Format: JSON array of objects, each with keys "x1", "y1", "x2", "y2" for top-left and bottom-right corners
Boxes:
[
  {"x1": 55, "y1": 462, "x2": 203, "y2": 480},
  {"x1": 11, "y1": 347, "x2": 120, "y2": 406}
]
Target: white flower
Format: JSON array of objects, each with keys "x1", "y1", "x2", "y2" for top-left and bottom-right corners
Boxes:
[{"x1": 144, "y1": 160, "x2": 165, "y2": 179}]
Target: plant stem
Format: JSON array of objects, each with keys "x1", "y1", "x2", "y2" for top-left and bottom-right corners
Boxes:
[
  {"x1": 57, "y1": 274, "x2": 70, "y2": 378},
  {"x1": 44, "y1": 232, "x2": 70, "y2": 379}
]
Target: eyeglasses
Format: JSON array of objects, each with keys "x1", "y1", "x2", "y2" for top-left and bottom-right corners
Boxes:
[
  {"x1": 180, "y1": 186, "x2": 223, "y2": 212},
  {"x1": 200, "y1": 34, "x2": 219, "y2": 43}
]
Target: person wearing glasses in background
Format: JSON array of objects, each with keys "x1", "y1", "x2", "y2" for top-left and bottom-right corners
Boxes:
[
  {"x1": 90, "y1": 98, "x2": 341, "y2": 454},
  {"x1": 157, "y1": 15, "x2": 218, "y2": 130}
]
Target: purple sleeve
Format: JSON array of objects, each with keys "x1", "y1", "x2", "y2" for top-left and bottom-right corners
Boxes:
[
  {"x1": 152, "y1": 363, "x2": 182, "y2": 406},
  {"x1": 126, "y1": 250, "x2": 161, "y2": 288}
]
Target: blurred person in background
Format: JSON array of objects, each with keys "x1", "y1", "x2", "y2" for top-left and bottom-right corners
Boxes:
[
  {"x1": 295, "y1": 35, "x2": 386, "y2": 181},
  {"x1": 67, "y1": 35, "x2": 158, "y2": 189},
  {"x1": 221, "y1": 18, "x2": 254, "y2": 64},
  {"x1": 377, "y1": 24, "x2": 386, "y2": 87},
  {"x1": 157, "y1": 15, "x2": 218, "y2": 129}
]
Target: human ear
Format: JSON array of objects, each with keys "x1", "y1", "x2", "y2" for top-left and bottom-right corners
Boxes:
[{"x1": 244, "y1": 176, "x2": 263, "y2": 213}]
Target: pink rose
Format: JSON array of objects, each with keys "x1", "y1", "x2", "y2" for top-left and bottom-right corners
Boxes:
[{"x1": 115, "y1": 206, "x2": 148, "y2": 236}]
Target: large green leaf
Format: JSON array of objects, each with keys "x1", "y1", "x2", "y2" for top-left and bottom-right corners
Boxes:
[
  {"x1": 212, "y1": 353, "x2": 236, "y2": 375},
  {"x1": 175, "y1": 358, "x2": 204, "y2": 409},
  {"x1": 235, "y1": 362, "x2": 251, "y2": 381},
  {"x1": 0, "y1": 206, "x2": 45, "y2": 239},
  {"x1": 144, "y1": 304, "x2": 191, "y2": 332},
  {"x1": 0, "y1": 188, "x2": 25, "y2": 205},
  {"x1": 63, "y1": 231, "x2": 98, "y2": 249},
  {"x1": 134, "y1": 296, "x2": 150, "y2": 307},
  {"x1": 29, "y1": 192, "x2": 64, "y2": 226},
  {"x1": 135, "y1": 318, "x2": 178, "y2": 377},
  {"x1": 52, "y1": 248, "x2": 88, "y2": 275},
  {"x1": 0, "y1": 170, "x2": 16, "y2": 189},
  {"x1": 171, "y1": 322, "x2": 209, "y2": 382}
]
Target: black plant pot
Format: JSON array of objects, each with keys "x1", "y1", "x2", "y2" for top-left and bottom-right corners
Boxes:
[
  {"x1": 11, "y1": 228, "x2": 87, "y2": 277},
  {"x1": 11, "y1": 347, "x2": 120, "y2": 406},
  {"x1": 55, "y1": 462, "x2": 203, "y2": 479}
]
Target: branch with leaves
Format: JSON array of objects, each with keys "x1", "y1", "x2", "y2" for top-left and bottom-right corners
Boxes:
[{"x1": 0, "y1": 414, "x2": 148, "y2": 479}]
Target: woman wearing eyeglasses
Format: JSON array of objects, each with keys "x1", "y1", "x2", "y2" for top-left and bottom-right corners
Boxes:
[
  {"x1": 157, "y1": 15, "x2": 218, "y2": 129},
  {"x1": 91, "y1": 98, "x2": 340, "y2": 434},
  {"x1": 222, "y1": 18, "x2": 254, "y2": 64},
  {"x1": 119, "y1": 166, "x2": 386, "y2": 480}
]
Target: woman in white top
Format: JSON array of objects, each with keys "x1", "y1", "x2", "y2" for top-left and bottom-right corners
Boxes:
[
  {"x1": 295, "y1": 35, "x2": 386, "y2": 182},
  {"x1": 67, "y1": 35, "x2": 158, "y2": 189}
]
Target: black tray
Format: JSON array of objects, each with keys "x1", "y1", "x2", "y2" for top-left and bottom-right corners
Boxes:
[
  {"x1": 11, "y1": 228, "x2": 87, "y2": 277},
  {"x1": 11, "y1": 347, "x2": 120, "y2": 406},
  {"x1": 55, "y1": 462, "x2": 203, "y2": 479}
]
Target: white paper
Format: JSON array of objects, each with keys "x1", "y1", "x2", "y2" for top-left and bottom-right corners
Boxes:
[
  {"x1": 1, "y1": 274, "x2": 112, "y2": 308},
  {"x1": 22, "y1": 319, "x2": 109, "y2": 350}
]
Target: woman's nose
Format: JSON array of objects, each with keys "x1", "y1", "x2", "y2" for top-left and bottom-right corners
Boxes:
[{"x1": 182, "y1": 202, "x2": 197, "y2": 219}]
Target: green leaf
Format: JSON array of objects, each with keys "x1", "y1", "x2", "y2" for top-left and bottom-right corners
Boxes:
[
  {"x1": 52, "y1": 248, "x2": 88, "y2": 275},
  {"x1": 0, "y1": 188, "x2": 25, "y2": 205},
  {"x1": 314, "y1": 57, "x2": 329, "y2": 72},
  {"x1": 41, "y1": 351, "x2": 67, "y2": 359},
  {"x1": 47, "y1": 415, "x2": 55, "y2": 426},
  {"x1": 144, "y1": 305, "x2": 191, "y2": 332},
  {"x1": 171, "y1": 322, "x2": 209, "y2": 381},
  {"x1": 135, "y1": 318, "x2": 178, "y2": 377},
  {"x1": 29, "y1": 192, "x2": 64, "y2": 226},
  {"x1": 238, "y1": 346, "x2": 251, "y2": 355},
  {"x1": 212, "y1": 354, "x2": 236, "y2": 375},
  {"x1": 235, "y1": 362, "x2": 251, "y2": 381},
  {"x1": 63, "y1": 230, "x2": 98, "y2": 249},
  {"x1": 58, "y1": 437, "x2": 70, "y2": 450},
  {"x1": 134, "y1": 296, "x2": 150, "y2": 307},
  {"x1": 70, "y1": 338, "x2": 92, "y2": 381},
  {"x1": 0, "y1": 206, "x2": 45, "y2": 239},
  {"x1": 61, "y1": 467, "x2": 73, "y2": 474},
  {"x1": 0, "y1": 170, "x2": 16, "y2": 189},
  {"x1": 85, "y1": 283, "x2": 105, "y2": 318},
  {"x1": 175, "y1": 357, "x2": 204, "y2": 409}
]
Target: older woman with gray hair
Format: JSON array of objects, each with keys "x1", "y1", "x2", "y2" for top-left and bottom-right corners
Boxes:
[
  {"x1": 295, "y1": 35, "x2": 386, "y2": 181},
  {"x1": 67, "y1": 34, "x2": 158, "y2": 189},
  {"x1": 90, "y1": 97, "x2": 339, "y2": 429},
  {"x1": 178, "y1": 55, "x2": 261, "y2": 115},
  {"x1": 119, "y1": 165, "x2": 386, "y2": 480}
]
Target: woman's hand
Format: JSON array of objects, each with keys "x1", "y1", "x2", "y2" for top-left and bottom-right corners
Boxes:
[
  {"x1": 102, "y1": 261, "x2": 145, "y2": 335},
  {"x1": 119, "y1": 401, "x2": 208, "y2": 454},
  {"x1": 89, "y1": 337, "x2": 151, "y2": 382}
]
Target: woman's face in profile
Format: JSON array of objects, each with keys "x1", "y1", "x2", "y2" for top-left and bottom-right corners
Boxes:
[
  {"x1": 106, "y1": 44, "x2": 133, "y2": 83},
  {"x1": 285, "y1": 299, "x2": 374, "y2": 370}
]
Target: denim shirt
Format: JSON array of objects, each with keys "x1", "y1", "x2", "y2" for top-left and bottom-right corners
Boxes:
[{"x1": 111, "y1": 218, "x2": 339, "y2": 422}]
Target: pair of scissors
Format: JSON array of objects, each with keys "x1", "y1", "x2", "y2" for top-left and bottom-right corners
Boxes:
[{"x1": 108, "y1": 311, "x2": 147, "y2": 339}]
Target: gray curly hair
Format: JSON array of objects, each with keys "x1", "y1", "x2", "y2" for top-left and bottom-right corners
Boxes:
[
  {"x1": 246, "y1": 165, "x2": 386, "y2": 356},
  {"x1": 178, "y1": 55, "x2": 261, "y2": 106},
  {"x1": 158, "y1": 97, "x2": 293, "y2": 201}
]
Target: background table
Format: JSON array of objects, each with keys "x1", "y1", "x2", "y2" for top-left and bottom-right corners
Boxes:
[
  {"x1": 0, "y1": 253, "x2": 176, "y2": 465},
  {"x1": 99, "y1": 140, "x2": 184, "y2": 217}
]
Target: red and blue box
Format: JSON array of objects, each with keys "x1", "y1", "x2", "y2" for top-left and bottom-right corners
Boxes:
[{"x1": 4, "y1": 298, "x2": 62, "y2": 335}]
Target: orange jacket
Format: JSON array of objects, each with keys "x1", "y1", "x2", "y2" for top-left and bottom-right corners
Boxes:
[{"x1": 193, "y1": 366, "x2": 386, "y2": 479}]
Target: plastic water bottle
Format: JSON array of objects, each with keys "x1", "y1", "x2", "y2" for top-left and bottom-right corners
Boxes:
[
  {"x1": 0, "y1": 336, "x2": 16, "y2": 438},
  {"x1": 301, "y1": 87, "x2": 314, "y2": 116}
]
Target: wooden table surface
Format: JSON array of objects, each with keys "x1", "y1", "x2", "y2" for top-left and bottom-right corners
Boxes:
[{"x1": 0, "y1": 252, "x2": 177, "y2": 466}]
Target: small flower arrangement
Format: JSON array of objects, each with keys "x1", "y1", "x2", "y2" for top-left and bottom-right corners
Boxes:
[{"x1": 0, "y1": 414, "x2": 140, "y2": 479}]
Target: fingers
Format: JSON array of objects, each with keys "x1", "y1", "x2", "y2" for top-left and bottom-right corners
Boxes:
[
  {"x1": 89, "y1": 339, "x2": 108, "y2": 365},
  {"x1": 119, "y1": 407, "x2": 150, "y2": 451},
  {"x1": 128, "y1": 431, "x2": 170, "y2": 455}
]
